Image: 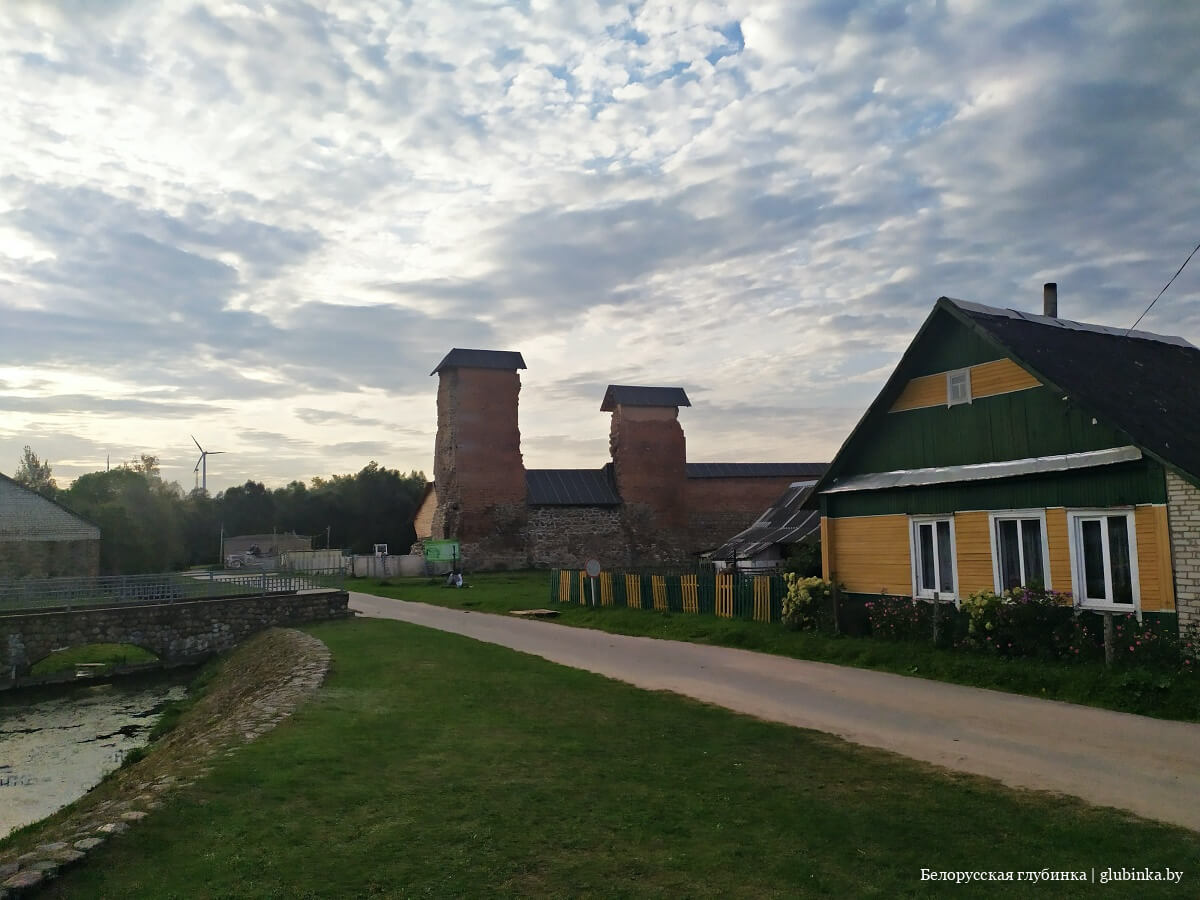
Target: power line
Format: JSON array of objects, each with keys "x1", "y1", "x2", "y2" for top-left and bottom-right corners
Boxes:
[{"x1": 1126, "y1": 239, "x2": 1200, "y2": 334}]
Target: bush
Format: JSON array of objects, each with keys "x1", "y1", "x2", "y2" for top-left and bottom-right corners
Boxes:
[
  {"x1": 958, "y1": 586, "x2": 1075, "y2": 660},
  {"x1": 865, "y1": 593, "x2": 933, "y2": 642},
  {"x1": 781, "y1": 575, "x2": 833, "y2": 631}
]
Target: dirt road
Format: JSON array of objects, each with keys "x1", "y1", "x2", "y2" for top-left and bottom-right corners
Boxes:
[{"x1": 350, "y1": 592, "x2": 1200, "y2": 832}]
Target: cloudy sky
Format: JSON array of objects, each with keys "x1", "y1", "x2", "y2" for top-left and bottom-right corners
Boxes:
[{"x1": 1, "y1": 1, "x2": 1198, "y2": 493}]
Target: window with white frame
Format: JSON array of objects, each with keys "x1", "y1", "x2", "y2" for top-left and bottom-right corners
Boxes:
[
  {"x1": 910, "y1": 516, "x2": 957, "y2": 600},
  {"x1": 1067, "y1": 510, "x2": 1139, "y2": 609},
  {"x1": 946, "y1": 369, "x2": 971, "y2": 406},
  {"x1": 989, "y1": 510, "x2": 1050, "y2": 592}
]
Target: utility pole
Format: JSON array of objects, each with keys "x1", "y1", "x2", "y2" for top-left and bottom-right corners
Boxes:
[
  {"x1": 326, "y1": 525, "x2": 331, "y2": 550},
  {"x1": 220, "y1": 522, "x2": 225, "y2": 568}
]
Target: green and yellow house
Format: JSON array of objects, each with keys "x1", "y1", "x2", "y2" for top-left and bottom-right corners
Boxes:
[{"x1": 814, "y1": 292, "x2": 1200, "y2": 636}]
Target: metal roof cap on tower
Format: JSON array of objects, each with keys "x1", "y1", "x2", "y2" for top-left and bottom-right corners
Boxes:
[
  {"x1": 431, "y1": 349, "x2": 527, "y2": 376},
  {"x1": 600, "y1": 385, "x2": 691, "y2": 411}
]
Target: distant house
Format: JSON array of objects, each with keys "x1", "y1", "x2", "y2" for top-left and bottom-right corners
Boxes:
[
  {"x1": 224, "y1": 533, "x2": 312, "y2": 558},
  {"x1": 710, "y1": 480, "x2": 822, "y2": 572},
  {"x1": 0, "y1": 473, "x2": 100, "y2": 578},
  {"x1": 812, "y1": 288, "x2": 1200, "y2": 638}
]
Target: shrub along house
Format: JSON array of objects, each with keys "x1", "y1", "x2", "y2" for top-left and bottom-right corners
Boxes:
[{"x1": 812, "y1": 285, "x2": 1200, "y2": 638}]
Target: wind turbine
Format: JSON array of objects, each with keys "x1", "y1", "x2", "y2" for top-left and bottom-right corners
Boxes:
[{"x1": 192, "y1": 435, "x2": 225, "y2": 494}]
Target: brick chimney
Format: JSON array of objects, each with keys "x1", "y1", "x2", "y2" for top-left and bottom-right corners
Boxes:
[
  {"x1": 1043, "y1": 282, "x2": 1058, "y2": 318},
  {"x1": 430, "y1": 349, "x2": 526, "y2": 545},
  {"x1": 603, "y1": 385, "x2": 690, "y2": 528}
]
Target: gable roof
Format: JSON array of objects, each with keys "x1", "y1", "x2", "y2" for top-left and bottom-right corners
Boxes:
[
  {"x1": 431, "y1": 349, "x2": 526, "y2": 375},
  {"x1": 526, "y1": 467, "x2": 622, "y2": 505},
  {"x1": 711, "y1": 481, "x2": 820, "y2": 560},
  {"x1": 947, "y1": 298, "x2": 1200, "y2": 483},
  {"x1": 0, "y1": 473, "x2": 100, "y2": 541},
  {"x1": 812, "y1": 296, "x2": 1200, "y2": 499},
  {"x1": 600, "y1": 385, "x2": 691, "y2": 411}
]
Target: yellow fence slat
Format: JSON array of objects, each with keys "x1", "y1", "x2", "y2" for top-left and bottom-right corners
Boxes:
[
  {"x1": 651, "y1": 575, "x2": 667, "y2": 610},
  {"x1": 754, "y1": 576, "x2": 770, "y2": 622},
  {"x1": 600, "y1": 571, "x2": 613, "y2": 606},
  {"x1": 579, "y1": 571, "x2": 586, "y2": 605},
  {"x1": 558, "y1": 570, "x2": 570, "y2": 603},
  {"x1": 716, "y1": 573, "x2": 733, "y2": 618},
  {"x1": 682, "y1": 574, "x2": 698, "y2": 613},
  {"x1": 626, "y1": 573, "x2": 642, "y2": 609}
]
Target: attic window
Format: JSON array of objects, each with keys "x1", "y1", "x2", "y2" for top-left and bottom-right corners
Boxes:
[{"x1": 946, "y1": 369, "x2": 971, "y2": 406}]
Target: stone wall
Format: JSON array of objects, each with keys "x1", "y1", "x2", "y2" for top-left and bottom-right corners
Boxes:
[
  {"x1": 526, "y1": 506, "x2": 632, "y2": 569},
  {"x1": 1167, "y1": 470, "x2": 1200, "y2": 635},
  {"x1": 1, "y1": 589, "x2": 351, "y2": 680},
  {"x1": 0, "y1": 538, "x2": 100, "y2": 579}
]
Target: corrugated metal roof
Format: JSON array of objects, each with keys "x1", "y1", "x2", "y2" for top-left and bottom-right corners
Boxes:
[
  {"x1": 431, "y1": 349, "x2": 527, "y2": 375},
  {"x1": 686, "y1": 462, "x2": 829, "y2": 479},
  {"x1": 711, "y1": 481, "x2": 821, "y2": 560},
  {"x1": 0, "y1": 474, "x2": 100, "y2": 542},
  {"x1": 948, "y1": 298, "x2": 1195, "y2": 349},
  {"x1": 526, "y1": 468, "x2": 622, "y2": 505},
  {"x1": 600, "y1": 385, "x2": 691, "y2": 411}
]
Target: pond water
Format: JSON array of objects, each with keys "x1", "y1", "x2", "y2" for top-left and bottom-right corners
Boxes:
[{"x1": 0, "y1": 677, "x2": 188, "y2": 839}]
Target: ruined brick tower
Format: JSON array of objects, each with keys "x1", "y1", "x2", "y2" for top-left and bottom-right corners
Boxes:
[
  {"x1": 430, "y1": 349, "x2": 528, "y2": 565},
  {"x1": 603, "y1": 386, "x2": 691, "y2": 555}
]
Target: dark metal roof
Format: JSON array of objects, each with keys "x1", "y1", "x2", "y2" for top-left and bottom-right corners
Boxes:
[
  {"x1": 601, "y1": 385, "x2": 691, "y2": 411},
  {"x1": 431, "y1": 349, "x2": 526, "y2": 375},
  {"x1": 711, "y1": 481, "x2": 821, "y2": 560},
  {"x1": 686, "y1": 462, "x2": 829, "y2": 479},
  {"x1": 947, "y1": 298, "x2": 1200, "y2": 482},
  {"x1": 526, "y1": 468, "x2": 622, "y2": 505}
]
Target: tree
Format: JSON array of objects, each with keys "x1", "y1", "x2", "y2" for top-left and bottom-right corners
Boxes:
[{"x1": 14, "y1": 445, "x2": 56, "y2": 495}]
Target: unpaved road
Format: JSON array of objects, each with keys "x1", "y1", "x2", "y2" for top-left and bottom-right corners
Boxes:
[{"x1": 350, "y1": 592, "x2": 1200, "y2": 832}]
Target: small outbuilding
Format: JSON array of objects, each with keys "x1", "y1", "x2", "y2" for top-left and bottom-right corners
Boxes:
[
  {"x1": 0, "y1": 473, "x2": 100, "y2": 578},
  {"x1": 710, "y1": 480, "x2": 821, "y2": 572}
]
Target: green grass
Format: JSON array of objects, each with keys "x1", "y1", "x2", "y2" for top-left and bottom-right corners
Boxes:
[
  {"x1": 29, "y1": 643, "x2": 158, "y2": 676},
  {"x1": 43, "y1": 618, "x2": 1200, "y2": 898},
  {"x1": 354, "y1": 572, "x2": 1200, "y2": 722}
]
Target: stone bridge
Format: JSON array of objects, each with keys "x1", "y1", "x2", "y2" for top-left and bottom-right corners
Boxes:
[{"x1": 1, "y1": 589, "x2": 351, "y2": 683}]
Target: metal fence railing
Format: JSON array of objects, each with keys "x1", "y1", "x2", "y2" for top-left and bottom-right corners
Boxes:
[
  {"x1": 549, "y1": 569, "x2": 788, "y2": 624},
  {"x1": 0, "y1": 568, "x2": 346, "y2": 613}
]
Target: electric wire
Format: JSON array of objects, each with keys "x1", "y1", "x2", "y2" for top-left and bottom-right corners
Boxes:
[{"x1": 1126, "y1": 239, "x2": 1200, "y2": 334}]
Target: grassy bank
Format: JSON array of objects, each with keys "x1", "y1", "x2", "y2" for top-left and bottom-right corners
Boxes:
[
  {"x1": 354, "y1": 572, "x2": 1200, "y2": 721},
  {"x1": 44, "y1": 618, "x2": 1200, "y2": 898},
  {"x1": 29, "y1": 643, "x2": 157, "y2": 676}
]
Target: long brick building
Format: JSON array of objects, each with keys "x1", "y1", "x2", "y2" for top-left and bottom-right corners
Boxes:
[{"x1": 418, "y1": 348, "x2": 826, "y2": 569}]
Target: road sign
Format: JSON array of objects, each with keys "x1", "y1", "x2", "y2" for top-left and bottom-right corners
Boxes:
[{"x1": 585, "y1": 559, "x2": 601, "y2": 578}]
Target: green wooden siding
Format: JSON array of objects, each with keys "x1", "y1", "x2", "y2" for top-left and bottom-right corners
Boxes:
[
  {"x1": 904, "y1": 312, "x2": 1003, "y2": 376},
  {"x1": 839, "y1": 385, "x2": 1132, "y2": 475},
  {"x1": 825, "y1": 458, "x2": 1167, "y2": 517}
]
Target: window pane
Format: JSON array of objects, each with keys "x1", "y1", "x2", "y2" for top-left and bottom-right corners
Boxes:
[
  {"x1": 1021, "y1": 519, "x2": 1045, "y2": 588},
  {"x1": 936, "y1": 520, "x2": 954, "y2": 592},
  {"x1": 1081, "y1": 519, "x2": 1107, "y2": 600},
  {"x1": 1107, "y1": 516, "x2": 1133, "y2": 604},
  {"x1": 919, "y1": 523, "x2": 935, "y2": 592},
  {"x1": 998, "y1": 520, "x2": 1021, "y2": 590}
]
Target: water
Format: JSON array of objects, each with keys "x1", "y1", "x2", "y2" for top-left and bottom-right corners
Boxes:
[{"x1": 0, "y1": 678, "x2": 187, "y2": 839}]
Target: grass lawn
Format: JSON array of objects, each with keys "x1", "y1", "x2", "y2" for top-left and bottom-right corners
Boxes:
[
  {"x1": 353, "y1": 572, "x2": 1200, "y2": 722},
  {"x1": 29, "y1": 643, "x2": 158, "y2": 676},
  {"x1": 44, "y1": 618, "x2": 1199, "y2": 898}
]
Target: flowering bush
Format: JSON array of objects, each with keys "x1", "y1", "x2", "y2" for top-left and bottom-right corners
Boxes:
[
  {"x1": 781, "y1": 574, "x2": 832, "y2": 631},
  {"x1": 865, "y1": 593, "x2": 933, "y2": 642},
  {"x1": 957, "y1": 586, "x2": 1075, "y2": 659},
  {"x1": 1063, "y1": 613, "x2": 1194, "y2": 670}
]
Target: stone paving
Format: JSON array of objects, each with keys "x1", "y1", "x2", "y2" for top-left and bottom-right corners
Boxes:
[{"x1": 0, "y1": 628, "x2": 331, "y2": 897}]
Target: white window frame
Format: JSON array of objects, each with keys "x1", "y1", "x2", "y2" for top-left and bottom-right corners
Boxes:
[
  {"x1": 946, "y1": 368, "x2": 972, "y2": 407},
  {"x1": 1066, "y1": 508, "x2": 1140, "y2": 612},
  {"x1": 909, "y1": 515, "x2": 959, "y2": 604},
  {"x1": 988, "y1": 509, "x2": 1052, "y2": 593}
]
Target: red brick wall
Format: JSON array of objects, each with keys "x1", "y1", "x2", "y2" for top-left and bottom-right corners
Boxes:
[
  {"x1": 609, "y1": 405, "x2": 687, "y2": 528},
  {"x1": 432, "y1": 367, "x2": 527, "y2": 546},
  {"x1": 684, "y1": 476, "x2": 800, "y2": 553}
]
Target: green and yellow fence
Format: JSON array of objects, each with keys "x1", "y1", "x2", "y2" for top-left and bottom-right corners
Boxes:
[{"x1": 550, "y1": 569, "x2": 787, "y2": 624}]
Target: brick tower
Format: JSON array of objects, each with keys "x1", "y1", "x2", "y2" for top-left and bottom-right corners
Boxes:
[
  {"x1": 603, "y1": 385, "x2": 691, "y2": 550},
  {"x1": 430, "y1": 349, "x2": 528, "y2": 566}
]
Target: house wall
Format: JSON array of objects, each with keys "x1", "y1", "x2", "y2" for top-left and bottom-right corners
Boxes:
[
  {"x1": 0, "y1": 538, "x2": 100, "y2": 579},
  {"x1": 1166, "y1": 470, "x2": 1200, "y2": 632},
  {"x1": 890, "y1": 358, "x2": 1041, "y2": 412},
  {"x1": 822, "y1": 502, "x2": 1176, "y2": 613}
]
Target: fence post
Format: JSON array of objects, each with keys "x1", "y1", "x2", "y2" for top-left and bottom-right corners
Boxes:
[
  {"x1": 932, "y1": 598, "x2": 942, "y2": 646},
  {"x1": 831, "y1": 575, "x2": 841, "y2": 635},
  {"x1": 261, "y1": 572, "x2": 267, "y2": 595},
  {"x1": 1103, "y1": 612, "x2": 1115, "y2": 666}
]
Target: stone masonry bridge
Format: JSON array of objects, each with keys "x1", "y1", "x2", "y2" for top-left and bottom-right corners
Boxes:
[{"x1": 1, "y1": 589, "x2": 351, "y2": 683}]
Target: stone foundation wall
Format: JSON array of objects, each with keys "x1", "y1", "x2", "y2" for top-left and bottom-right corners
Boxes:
[
  {"x1": 1167, "y1": 470, "x2": 1200, "y2": 635},
  {"x1": 0, "y1": 539, "x2": 100, "y2": 579},
  {"x1": 1, "y1": 589, "x2": 351, "y2": 679},
  {"x1": 526, "y1": 506, "x2": 632, "y2": 569}
]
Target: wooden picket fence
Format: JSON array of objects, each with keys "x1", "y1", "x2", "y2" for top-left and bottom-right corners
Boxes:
[{"x1": 549, "y1": 569, "x2": 787, "y2": 624}]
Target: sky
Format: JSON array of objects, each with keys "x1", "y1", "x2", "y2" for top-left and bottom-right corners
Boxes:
[{"x1": 1, "y1": 1, "x2": 1198, "y2": 494}]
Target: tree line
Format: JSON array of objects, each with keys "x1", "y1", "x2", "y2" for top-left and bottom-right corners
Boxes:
[{"x1": 12, "y1": 446, "x2": 427, "y2": 575}]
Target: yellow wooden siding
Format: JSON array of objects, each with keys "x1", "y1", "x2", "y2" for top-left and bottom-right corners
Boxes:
[
  {"x1": 820, "y1": 516, "x2": 831, "y2": 581},
  {"x1": 889, "y1": 358, "x2": 1041, "y2": 412},
  {"x1": 969, "y1": 358, "x2": 1042, "y2": 397},
  {"x1": 953, "y1": 511, "x2": 994, "y2": 595},
  {"x1": 1136, "y1": 505, "x2": 1175, "y2": 612},
  {"x1": 1045, "y1": 508, "x2": 1070, "y2": 592},
  {"x1": 827, "y1": 515, "x2": 912, "y2": 596}
]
